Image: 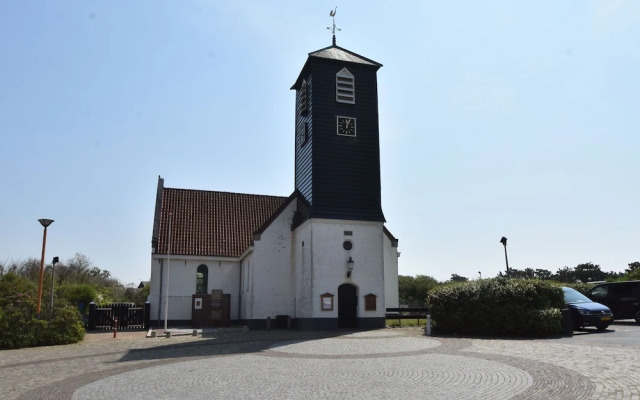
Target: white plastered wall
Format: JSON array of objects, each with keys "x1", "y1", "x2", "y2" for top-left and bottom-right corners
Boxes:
[
  {"x1": 383, "y1": 231, "x2": 400, "y2": 309},
  {"x1": 239, "y1": 253, "x2": 253, "y2": 320},
  {"x1": 293, "y1": 220, "x2": 313, "y2": 318},
  {"x1": 248, "y1": 200, "x2": 297, "y2": 319},
  {"x1": 149, "y1": 255, "x2": 241, "y2": 322},
  {"x1": 294, "y1": 219, "x2": 386, "y2": 320}
]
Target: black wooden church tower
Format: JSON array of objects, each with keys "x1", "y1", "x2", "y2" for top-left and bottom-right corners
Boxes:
[{"x1": 290, "y1": 37, "x2": 385, "y2": 225}]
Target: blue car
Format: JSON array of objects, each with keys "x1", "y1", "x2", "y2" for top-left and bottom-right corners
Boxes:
[{"x1": 563, "y1": 287, "x2": 613, "y2": 331}]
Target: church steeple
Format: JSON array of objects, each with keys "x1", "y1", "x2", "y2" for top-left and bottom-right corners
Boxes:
[{"x1": 291, "y1": 36, "x2": 384, "y2": 225}]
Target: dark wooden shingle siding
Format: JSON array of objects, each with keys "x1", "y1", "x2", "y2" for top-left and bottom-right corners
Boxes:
[
  {"x1": 295, "y1": 74, "x2": 314, "y2": 215},
  {"x1": 295, "y1": 56, "x2": 384, "y2": 223}
]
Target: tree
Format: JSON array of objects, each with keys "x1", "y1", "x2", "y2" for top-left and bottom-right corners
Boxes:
[
  {"x1": 625, "y1": 262, "x2": 640, "y2": 280},
  {"x1": 553, "y1": 266, "x2": 576, "y2": 283},
  {"x1": 0, "y1": 254, "x2": 140, "y2": 307},
  {"x1": 574, "y1": 262, "x2": 605, "y2": 283},
  {"x1": 122, "y1": 283, "x2": 150, "y2": 305},
  {"x1": 398, "y1": 275, "x2": 439, "y2": 306},
  {"x1": 56, "y1": 284, "x2": 96, "y2": 314},
  {"x1": 450, "y1": 274, "x2": 468, "y2": 282},
  {"x1": 626, "y1": 262, "x2": 640, "y2": 273},
  {"x1": 55, "y1": 254, "x2": 120, "y2": 289},
  {"x1": 504, "y1": 268, "x2": 535, "y2": 279},
  {"x1": 534, "y1": 269, "x2": 552, "y2": 280},
  {"x1": 5, "y1": 258, "x2": 41, "y2": 282},
  {"x1": 398, "y1": 275, "x2": 414, "y2": 304}
]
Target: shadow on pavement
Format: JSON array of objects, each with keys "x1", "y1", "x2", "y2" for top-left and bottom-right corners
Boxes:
[
  {"x1": 116, "y1": 329, "x2": 349, "y2": 363},
  {"x1": 612, "y1": 320, "x2": 639, "y2": 326},
  {"x1": 571, "y1": 327, "x2": 614, "y2": 335}
]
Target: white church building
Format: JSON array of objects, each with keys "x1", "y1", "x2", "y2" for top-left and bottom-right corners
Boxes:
[{"x1": 148, "y1": 37, "x2": 399, "y2": 330}]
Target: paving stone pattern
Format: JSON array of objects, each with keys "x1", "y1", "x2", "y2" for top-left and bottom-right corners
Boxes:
[{"x1": 0, "y1": 328, "x2": 637, "y2": 399}]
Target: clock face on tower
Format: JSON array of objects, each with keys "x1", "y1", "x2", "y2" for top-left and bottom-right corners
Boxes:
[{"x1": 337, "y1": 116, "x2": 356, "y2": 137}]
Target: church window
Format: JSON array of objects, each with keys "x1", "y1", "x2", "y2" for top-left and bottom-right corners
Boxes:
[
  {"x1": 196, "y1": 264, "x2": 208, "y2": 294},
  {"x1": 299, "y1": 79, "x2": 309, "y2": 115},
  {"x1": 343, "y1": 241, "x2": 353, "y2": 250},
  {"x1": 336, "y1": 68, "x2": 355, "y2": 104}
]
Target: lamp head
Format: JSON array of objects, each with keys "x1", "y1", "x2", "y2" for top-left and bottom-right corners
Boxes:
[
  {"x1": 346, "y1": 257, "x2": 354, "y2": 277},
  {"x1": 500, "y1": 236, "x2": 507, "y2": 246},
  {"x1": 38, "y1": 219, "x2": 54, "y2": 228}
]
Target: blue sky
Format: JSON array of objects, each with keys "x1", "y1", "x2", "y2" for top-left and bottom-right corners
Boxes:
[{"x1": 1, "y1": 1, "x2": 638, "y2": 285}]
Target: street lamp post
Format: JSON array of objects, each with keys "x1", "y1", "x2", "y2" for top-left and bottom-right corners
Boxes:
[
  {"x1": 500, "y1": 236, "x2": 510, "y2": 278},
  {"x1": 49, "y1": 256, "x2": 59, "y2": 322},
  {"x1": 37, "y1": 219, "x2": 54, "y2": 318}
]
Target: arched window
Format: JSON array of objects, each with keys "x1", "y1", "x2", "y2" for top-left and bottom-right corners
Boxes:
[{"x1": 196, "y1": 264, "x2": 208, "y2": 294}]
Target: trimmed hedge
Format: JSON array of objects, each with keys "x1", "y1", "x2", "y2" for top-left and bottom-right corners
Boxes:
[{"x1": 427, "y1": 278, "x2": 564, "y2": 337}]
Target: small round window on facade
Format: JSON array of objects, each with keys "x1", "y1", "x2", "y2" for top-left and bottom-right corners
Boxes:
[{"x1": 343, "y1": 241, "x2": 353, "y2": 250}]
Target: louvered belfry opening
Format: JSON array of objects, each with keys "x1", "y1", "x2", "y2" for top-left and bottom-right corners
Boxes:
[
  {"x1": 336, "y1": 67, "x2": 355, "y2": 104},
  {"x1": 299, "y1": 79, "x2": 309, "y2": 114}
]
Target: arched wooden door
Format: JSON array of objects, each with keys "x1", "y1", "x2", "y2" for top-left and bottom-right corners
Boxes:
[{"x1": 338, "y1": 284, "x2": 358, "y2": 328}]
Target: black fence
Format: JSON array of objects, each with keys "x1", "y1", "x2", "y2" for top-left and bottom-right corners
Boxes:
[
  {"x1": 385, "y1": 307, "x2": 429, "y2": 327},
  {"x1": 87, "y1": 302, "x2": 150, "y2": 331}
]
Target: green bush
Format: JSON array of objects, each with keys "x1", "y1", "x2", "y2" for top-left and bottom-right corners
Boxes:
[
  {"x1": 41, "y1": 300, "x2": 85, "y2": 345},
  {"x1": 56, "y1": 283, "x2": 96, "y2": 314},
  {"x1": 0, "y1": 273, "x2": 40, "y2": 348},
  {"x1": 0, "y1": 273, "x2": 85, "y2": 349},
  {"x1": 427, "y1": 278, "x2": 564, "y2": 337}
]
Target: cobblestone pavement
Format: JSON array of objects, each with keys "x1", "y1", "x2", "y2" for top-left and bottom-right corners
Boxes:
[{"x1": 1, "y1": 326, "x2": 639, "y2": 399}]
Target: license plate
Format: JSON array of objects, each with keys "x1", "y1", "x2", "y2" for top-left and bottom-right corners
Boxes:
[{"x1": 601, "y1": 316, "x2": 611, "y2": 321}]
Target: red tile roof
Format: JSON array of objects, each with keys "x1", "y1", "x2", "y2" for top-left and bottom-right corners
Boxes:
[{"x1": 156, "y1": 188, "x2": 290, "y2": 257}]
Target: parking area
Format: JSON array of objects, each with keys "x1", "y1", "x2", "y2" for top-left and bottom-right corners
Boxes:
[
  {"x1": 570, "y1": 319, "x2": 640, "y2": 348},
  {"x1": 1, "y1": 322, "x2": 639, "y2": 399}
]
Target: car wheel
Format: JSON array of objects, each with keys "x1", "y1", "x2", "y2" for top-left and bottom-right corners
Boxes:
[
  {"x1": 634, "y1": 310, "x2": 640, "y2": 324},
  {"x1": 595, "y1": 323, "x2": 609, "y2": 331}
]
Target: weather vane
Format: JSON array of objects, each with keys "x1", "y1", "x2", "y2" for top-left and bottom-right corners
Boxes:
[{"x1": 326, "y1": 7, "x2": 340, "y2": 46}]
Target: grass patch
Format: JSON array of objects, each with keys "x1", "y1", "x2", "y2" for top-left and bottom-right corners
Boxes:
[{"x1": 386, "y1": 318, "x2": 426, "y2": 328}]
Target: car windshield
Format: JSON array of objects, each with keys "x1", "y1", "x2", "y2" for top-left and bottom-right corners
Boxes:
[{"x1": 563, "y1": 287, "x2": 592, "y2": 304}]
